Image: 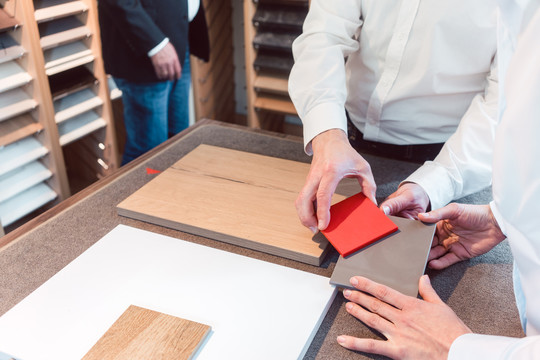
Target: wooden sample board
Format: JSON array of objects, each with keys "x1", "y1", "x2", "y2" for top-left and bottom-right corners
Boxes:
[
  {"x1": 82, "y1": 305, "x2": 211, "y2": 360},
  {"x1": 0, "y1": 225, "x2": 337, "y2": 360},
  {"x1": 330, "y1": 216, "x2": 436, "y2": 297},
  {"x1": 118, "y1": 144, "x2": 346, "y2": 265}
]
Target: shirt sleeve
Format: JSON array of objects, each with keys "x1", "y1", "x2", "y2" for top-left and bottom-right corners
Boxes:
[
  {"x1": 449, "y1": 333, "x2": 540, "y2": 359},
  {"x1": 403, "y1": 54, "x2": 499, "y2": 210},
  {"x1": 99, "y1": 0, "x2": 167, "y2": 56},
  {"x1": 288, "y1": 0, "x2": 362, "y2": 155}
]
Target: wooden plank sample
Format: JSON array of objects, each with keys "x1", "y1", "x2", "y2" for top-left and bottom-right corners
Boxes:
[
  {"x1": 0, "y1": 182, "x2": 57, "y2": 226},
  {"x1": 44, "y1": 40, "x2": 93, "y2": 75},
  {"x1": 0, "y1": 160, "x2": 52, "y2": 202},
  {"x1": 34, "y1": 0, "x2": 88, "y2": 23},
  {"x1": 0, "y1": 32, "x2": 25, "y2": 64},
  {"x1": 0, "y1": 88, "x2": 38, "y2": 122},
  {"x1": 0, "y1": 60, "x2": 32, "y2": 93},
  {"x1": 118, "y1": 144, "x2": 345, "y2": 265},
  {"x1": 0, "y1": 136, "x2": 48, "y2": 177},
  {"x1": 54, "y1": 86, "x2": 102, "y2": 123},
  {"x1": 330, "y1": 216, "x2": 436, "y2": 297},
  {"x1": 321, "y1": 192, "x2": 398, "y2": 257},
  {"x1": 0, "y1": 113, "x2": 43, "y2": 147},
  {"x1": 0, "y1": 9, "x2": 19, "y2": 33},
  {"x1": 38, "y1": 16, "x2": 91, "y2": 50},
  {"x1": 82, "y1": 305, "x2": 211, "y2": 360},
  {"x1": 57, "y1": 110, "x2": 106, "y2": 146}
]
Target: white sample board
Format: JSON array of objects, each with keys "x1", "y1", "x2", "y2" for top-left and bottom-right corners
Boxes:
[{"x1": 0, "y1": 225, "x2": 337, "y2": 360}]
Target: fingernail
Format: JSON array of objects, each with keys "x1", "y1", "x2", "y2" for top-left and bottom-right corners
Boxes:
[
  {"x1": 382, "y1": 205, "x2": 390, "y2": 215},
  {"x1": 318, "y1": 219, "x2": 324, "y2": 229},
  {"x1": 420, "y1": 212, "x2": 429, "y2": 218},
  {"x1": 343, "y1": 289, "x2": 351, "y2": 298},
  {"x1": 350, "y1": 277, "x2": 358, "y2": 286},
  {"x1": 337, "y1": 336, "x2": 346, "y2": 344},
  {"x1": 309, "y1": 226, "x2": 318, "y2": 234},
  {"x1": 422, "y1": 274, "x2": 431, "y2": 285},
  {"x1": 346, "y1": 302, "x2": 354, "y2": 311}
]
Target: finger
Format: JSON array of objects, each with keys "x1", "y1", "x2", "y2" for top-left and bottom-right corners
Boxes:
[
  {"x1": 344, "y1": 301, "x2": 394, "y2": 335},
  {"x1": 359, "y1": 173, "x2": 377, "y2": 206},
  {"x1": 417, "y1": 275, "x2": 444, "y2": 304},
  {"x1": 419, "y1": 203, "x2": 463, "y2": 223},
  {"x1": 337, "y1": 335, "x2": 394, "y2": 358},
  {"x1": 316, "y1": 174, "x2": 342, "y2": 231},
  {"x1": 428, "y1": 252, "x2": 462, "y2": 270},
  {"x1": 343, "y1": 288, "x2": 399, "y2": 321},
  {"x1": 350, "y1": 276, "x2": 407, "y2": 310},
  {"x1": 295, "y1": 182, "x2": 320, "y2": 234},
  {"x1": 166, "y1": 62, "x2": 177, "y2": 81},
  {"x1": 427, "y1": 244, "x2": 447, "y2": 261}
]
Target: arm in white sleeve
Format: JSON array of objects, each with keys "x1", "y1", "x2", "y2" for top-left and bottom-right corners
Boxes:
[
  {"x1": 450, "y1": 10, "x2": 540, "y2": 359},
  {"x1": 449, "y1": 334, "x2": 540, "y2": 359},
  {"x1": 404, "y1": 55, "x2": 499, "y2": 210},
  {"x1": 288, "y1": 0, "x2": 362, "y2": 155}
]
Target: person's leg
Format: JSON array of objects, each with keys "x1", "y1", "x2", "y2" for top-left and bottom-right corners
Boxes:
[
  {"x1": 167, "y1": 49, "x2": 191, "y2": 137},
  {"x1": 114, "y1": 78, "x2": 171, "y2": 165}
]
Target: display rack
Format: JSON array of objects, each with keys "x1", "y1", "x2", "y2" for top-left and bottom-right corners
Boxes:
[
  {"x1": 190, "y1": 0, "x2": 236, "y2": 122},
  {"x1": 0, "y1": 0, "x2": 118, "y2": 234},
  {"x1": 243, "y1": 0, "x2": 308, "y2": 131}
]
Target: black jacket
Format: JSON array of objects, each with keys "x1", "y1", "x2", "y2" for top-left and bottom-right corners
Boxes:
[{"x1": 98, "y1": 0, "x2": 209, "y2": 83}]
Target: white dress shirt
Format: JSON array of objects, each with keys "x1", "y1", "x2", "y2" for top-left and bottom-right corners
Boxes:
[
  {"x1": 289, "y1": 0, "x2": 498, "y2": 156},
  {"x1": 449, "y1": 1, "x2": 540, "y2": 358}
]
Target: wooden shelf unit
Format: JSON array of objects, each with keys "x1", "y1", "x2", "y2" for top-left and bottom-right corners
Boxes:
[
  {"x1": 0, "y1": 0, "x2": 118, "y2": 235},
  {"x1": 243, "y1": 0, "x2": 308, "y2": 130}
]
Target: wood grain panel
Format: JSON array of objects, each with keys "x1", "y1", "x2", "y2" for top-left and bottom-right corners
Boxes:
[
  {"x1": 82, "y1": 305, "x2": 211, "y2": 360},
  {"x1": 118, "y1": 145, "x2": 345, "y2": 265}
]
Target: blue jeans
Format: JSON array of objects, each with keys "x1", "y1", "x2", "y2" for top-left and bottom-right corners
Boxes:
[{"x1": 115, "y1": 51, "x2": 191, "y2": 165}]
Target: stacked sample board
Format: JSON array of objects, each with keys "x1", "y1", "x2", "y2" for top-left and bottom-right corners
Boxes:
[
  {"x1": 118, "y1": 144, "x2": 345, "y2": 266},
  {"x1": 0, "y1": 0, "x2": 117, "y2": 234},
  {"x1": 244, "y1": 0, "x2": 308, "y2": 130}
]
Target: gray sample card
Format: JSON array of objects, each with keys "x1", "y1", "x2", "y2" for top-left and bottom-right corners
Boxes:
[{"x1": 330, "y1": 215, "x2": 435, "y2": 297}]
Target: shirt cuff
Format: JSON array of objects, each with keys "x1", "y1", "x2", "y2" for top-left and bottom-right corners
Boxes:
[
  {"x1": 148, "y1": 38, "x2": 170, "y2": 57},
  {"x1": 403, "y1": 161, "x2": 456, "y2": 210},
  {"x1": 489, "y1": 201, "x2": 508, "y2": 237},
  {"x1": 448, "y1": 334, "x2": 530, "y2": 360},
  {"x1": 302, "y1": 102, "x2": 348, "y2": 155}
]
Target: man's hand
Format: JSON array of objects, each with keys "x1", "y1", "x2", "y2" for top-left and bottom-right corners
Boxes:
[
  {"x1": 150, "y1": 42, "x2": 181, "y2": 81},
  {"x1": 380, "y1": 183, "x2": 430, "y2": 219},
  {"x1": 337, "y1": 275, "x2": 471, "y2": 360},
  {"x1": 418, "y1": 203, "x2": 506, "y2": 270},
  {"x1": 296, "y1": 129, "x2": 377, "y2": 233}
]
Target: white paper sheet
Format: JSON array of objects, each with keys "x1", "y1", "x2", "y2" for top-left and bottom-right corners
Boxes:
[{"x1": 0, "y1": 225, "x2": 336, "y2": 360}]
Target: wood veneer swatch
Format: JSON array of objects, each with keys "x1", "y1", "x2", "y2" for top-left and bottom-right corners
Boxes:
[
  {"x1": 0, "y1": 114, "x2": 43, "y2": 147},
  {"x1": 82, "y1": 305, "x2": 211, "y2": 360},
  {"x1": 330, "y1": 215, "x2": 436, "y2": 297},
  {"x1": 117, "y1": 144, "x2": 346, "y2": 265},
  {"x1": 321, "y1": 192, "x2": 398, "y2": 257},
  {"x1": 0, "y1": 9, "x2": 19, "y2": 34}
]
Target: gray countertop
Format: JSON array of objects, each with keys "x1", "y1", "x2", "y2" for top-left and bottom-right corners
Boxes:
[{"x1": 0, "y1": 120, "x2": 523, "y2": 359}]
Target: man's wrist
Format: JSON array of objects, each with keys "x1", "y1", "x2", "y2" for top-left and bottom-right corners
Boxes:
[{"x1": 312, "y1": 128, "x2": 348, "y2": 153}]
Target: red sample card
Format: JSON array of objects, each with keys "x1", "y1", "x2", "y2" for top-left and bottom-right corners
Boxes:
[{"x1": 321, "y1": 192, "x2": 398, "y2": 257}]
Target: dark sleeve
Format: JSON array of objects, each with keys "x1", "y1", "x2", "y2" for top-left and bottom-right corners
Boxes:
[{"x1": 98, "y1": 0, "x2": 166, "y2": 55}]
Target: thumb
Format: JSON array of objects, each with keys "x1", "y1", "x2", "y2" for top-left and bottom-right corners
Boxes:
[
  {"x1": 419, "y1": 203, "x2": 462, "y2": 224},
  {"x1": 418, "y1": 275, "x2": 443, "y2": 304},
  {"x1": 380, "y1": 197, "x2": 402, "y2": 216}
]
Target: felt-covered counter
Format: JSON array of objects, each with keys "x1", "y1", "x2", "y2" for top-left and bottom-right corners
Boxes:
[{"x1": 0, "y1": 120, "x2": 523, "y2": 359}]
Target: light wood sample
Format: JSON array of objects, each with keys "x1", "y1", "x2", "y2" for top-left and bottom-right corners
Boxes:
[
  {"x1": 118, "y1": 144, "x2": 345, "y2": 265},
  {"x1": 82, "y1": 305, "x2": 211, "y2": 360}
]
